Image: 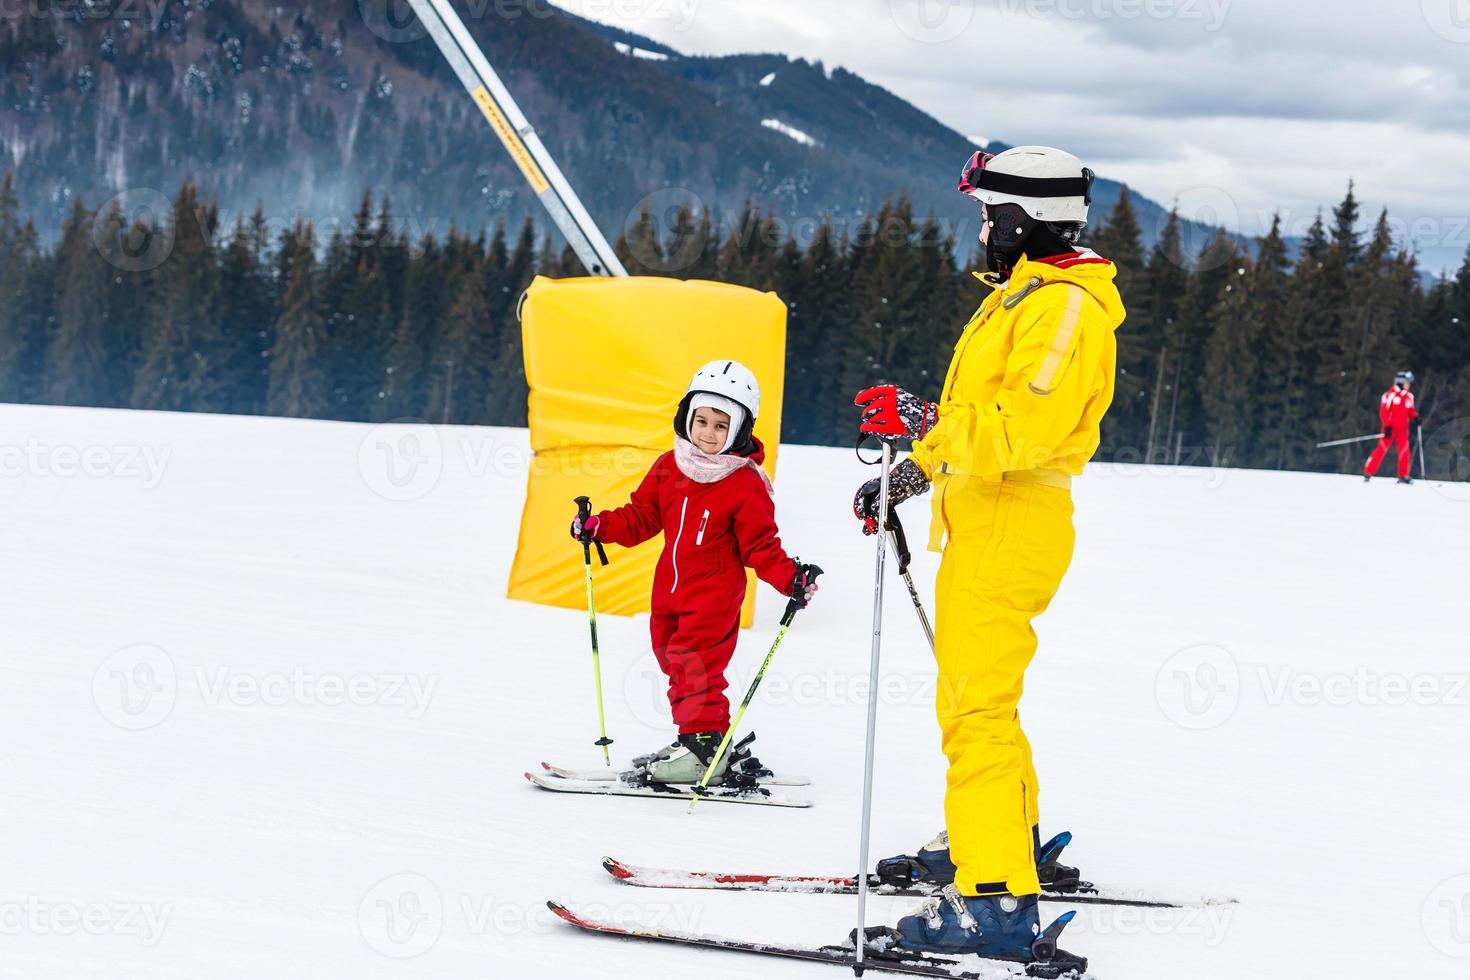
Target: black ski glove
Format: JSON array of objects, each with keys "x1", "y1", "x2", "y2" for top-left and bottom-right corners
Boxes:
[
  {"x1": 1382, "y1": 428, "x2": 1392, "y2": 439},
  {"x1": 853, "y1": 458, "x2": 930, "y2": 536},
  {"x1": 789, "y1": 562, "x2": 822, "y2": 607}
]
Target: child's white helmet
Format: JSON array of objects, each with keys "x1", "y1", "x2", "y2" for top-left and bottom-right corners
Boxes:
[{"x1": 686, "y1": 360, "x2": 761, "y2": 418}]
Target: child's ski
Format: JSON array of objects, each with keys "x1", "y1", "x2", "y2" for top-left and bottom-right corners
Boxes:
[
  {"x1": 524, "y1": 772, "x2": 812, "y2": 808},
  {"x1": 537, "y1": 761, "x2": 811, "y2": 787}
]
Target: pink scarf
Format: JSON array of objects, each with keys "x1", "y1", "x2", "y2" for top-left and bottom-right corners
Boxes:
[{"x1": 672, "y1": 437, "x2": 774, "y2": 495}]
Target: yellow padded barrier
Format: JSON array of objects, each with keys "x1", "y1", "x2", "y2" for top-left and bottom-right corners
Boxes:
[{"x1": 507, "y1": 276, "x2": 787, "y2": 626}]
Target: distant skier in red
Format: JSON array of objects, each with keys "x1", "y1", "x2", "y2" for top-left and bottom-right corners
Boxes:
[{"x1": 1364, "y1": 370, "x2": 1420, "y2": 484}]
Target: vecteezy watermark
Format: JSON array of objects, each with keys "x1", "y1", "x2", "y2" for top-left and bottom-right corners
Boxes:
[
  {"x1": 92, "y1": 645, "x2": 440, "y2": 730},
  {"x1": 1258, "y1": 667, "x2": 1470, "y2": 709},
  {"x1": 994, "y1": 0, "x2": 1231, "y2": 30},
  {"x1": 92, "y1": 645, "x2": 178, "y2": 731},
  {"x1": 1157, "y1": 186, "x2": 1242, "y2": 271},
  {"x1": 1154, "y1": 644, "x2": 1240, "y2": 731},
  {"x1": 1423, "y1": 874, "x2": 1470, "y2": 957},
  {"x1": 357, "y1": 873, "x2": 706, "y2": 957},
  {"x1": 0, "y1": 898, "x2": 172, "y2": 946},
  {"x1": 356, "y1": 421, "x2": 652, "y2": 502},
  {"x1": 1421, "y1": 0, "x2": 1470, "y2": 44},
  {"x1": 193, "y1": 667, "x2": 438, "y2": 718},
  {"x1": 0, "y1": 0, "x2": 169, "y2": 24},
  {"x1": 620, "y1": 649, "x2": 956, "y2": 730},
  {"x1": 358, "y1": 874, "x2": 443, "y2": 959},
  {"x1": 556, "y1": 0, "x2": 701, "y2": 32},
  {"x1": 0, "y1": 439, "x2": 172, "y2": 489},
  {"x1": 887, "y1": 0, "x2": 976, "y2": 43},
  {"x1": 1068, "y1": 902, "x2": 1236, "y2": 946}
]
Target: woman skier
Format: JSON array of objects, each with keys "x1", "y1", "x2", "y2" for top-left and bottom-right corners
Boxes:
[
  {"x1": 852, "y1": 146, "x2": 1125, "y2": 969},
  {"x1": 571, "y1": 360, "x2": 819, "y2": 783},
  {"x1": 1363, "y1": 370, "x2": 1420, "y2": 484}
]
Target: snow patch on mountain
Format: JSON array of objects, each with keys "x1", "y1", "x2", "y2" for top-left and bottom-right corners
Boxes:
[{"x1": 762, "y1": 118, "x2": 820, "y2": 147}]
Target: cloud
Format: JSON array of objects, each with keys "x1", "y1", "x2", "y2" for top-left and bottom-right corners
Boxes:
[{"x1": 550, "y1": 0, "x2": 1470, "y2": 274}]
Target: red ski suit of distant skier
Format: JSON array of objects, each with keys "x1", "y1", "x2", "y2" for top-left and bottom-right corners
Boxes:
[
  {"x1": 1364, "y1": 385, "x2": 1419, "y2": 479},
  {"x1": 596, "y1": 438, "x2": 798, "y2": 734}
]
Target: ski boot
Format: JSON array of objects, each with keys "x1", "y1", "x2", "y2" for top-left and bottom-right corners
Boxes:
[
  {"x1": 1397, "y1": 477, "x2": 1413, "y2": 485},
  {"x1": 883, "y1": 885, "x2": 1087, "y2": 976},
  {"x1": 640, "y1": 731, "x2": 728, "y2": 784},
  {"x1": 630, "y1": 738, "x2": 681, "y2": 769},
  {"x1": 875, "y1": 829, "x2": 1086, "y2": 894}
]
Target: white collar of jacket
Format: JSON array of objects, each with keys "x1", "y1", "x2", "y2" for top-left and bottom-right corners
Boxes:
[{"x1": 672, "y1": 437, "x2": 774, "y2": 495}]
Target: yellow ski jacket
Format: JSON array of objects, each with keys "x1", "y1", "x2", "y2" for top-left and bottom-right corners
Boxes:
[{"x1": 909, "y1": 251, "x2": 1126, "y2": 548}]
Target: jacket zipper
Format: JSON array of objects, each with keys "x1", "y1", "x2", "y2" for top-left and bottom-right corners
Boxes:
[
  {"x1": 695, "y1": 509, "x2": 710, "y2": 546},
  {"x1": 670, "y1": 496, "x2": 689, "y2": 593}
]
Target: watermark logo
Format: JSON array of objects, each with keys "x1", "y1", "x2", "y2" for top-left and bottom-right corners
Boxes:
[
  {"x1": 358, "y1": 0, "x2": 427, "y2": 42},
  {"x1": 358, "y1": 420, "x2": 444, "y2": 502},
  {"x1": 1154, "y1": 644, "x2": 1240, "y2": 730},
  {"x1": 92, "y1": 644, "x2": 178, "y2": 731},
  {"x1": 1422, "y1": 0, "x2": 1470, "y2": 43},
  {"x1": 621, "y1": 188, "x2": 712, "y2": 274},
  {"x1": 1423, "y1": 874, "x2": 1470, "y2": 957},
  {"x1": 90, "y1": 188, "x2": 174, "y2": 273},
  {"x1": 1160, "y1": 186, "x2": 1242, "y2": 271},
  {"x1": 358, "y1": 873, "x2": 443, "y2": 958}
]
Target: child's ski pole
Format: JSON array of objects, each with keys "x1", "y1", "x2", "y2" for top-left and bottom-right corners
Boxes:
[
  {"x1": 688, "y1": 564, "x2": 823, "y2": 813},
  {"x1": 573, "y1": 496, "x2": 615, "y2": 766},
  {"x1": 886, "y1": 511, "x2": 934, "y2": 653}
]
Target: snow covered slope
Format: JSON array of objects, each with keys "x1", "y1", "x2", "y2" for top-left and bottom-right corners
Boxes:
[{"x1": 3, "y1": 404, "x2": 1468, "y2": 979}]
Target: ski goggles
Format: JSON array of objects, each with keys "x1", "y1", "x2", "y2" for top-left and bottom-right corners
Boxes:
[{"x1": 957, "y1": 149, "x2": 996, "y2": 198}]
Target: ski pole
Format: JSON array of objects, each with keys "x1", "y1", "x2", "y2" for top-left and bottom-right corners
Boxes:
[
  {"x1": 885, "y1": 511, "x2": 934, "y2": 653},
  {"x1": 574, "y1": 495, "x2": 614, "y2": 766},
  {"x1": 687, "y1": 564, "x2": 824, "y2": 813},
  {"x1": 1314, "y1": 433, "x2": 1383, "y2": 449},
  {"x1": 854, "y1": 438, "x2": 894, "y2": 975},
  {"x1": 1417, "y1": 424, "x2": 1428, "y2": 481}
]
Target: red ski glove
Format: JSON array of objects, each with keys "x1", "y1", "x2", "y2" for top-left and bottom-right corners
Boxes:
[{"x1": 855, "y1": 385, "x2": 938, "y2": 440}]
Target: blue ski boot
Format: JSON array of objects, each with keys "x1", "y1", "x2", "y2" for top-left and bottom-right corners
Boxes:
[
  {"x1": 876, "y1": 828, "x2": 1087, "y2": 894},
  {"x1": 889, "y1": 885, "x2": 1087, "y2": 976}
]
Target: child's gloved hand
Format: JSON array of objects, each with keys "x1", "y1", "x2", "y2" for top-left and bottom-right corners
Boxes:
[
  {"x1": 853, "y1": 458, "x2": 930, "y2": 535},
  {"x1": 790, "y1": 562, "x2": 822, "y2": 607},
  {"x1": 570, "y1": 513, "x2": 601, "y2": 542}
]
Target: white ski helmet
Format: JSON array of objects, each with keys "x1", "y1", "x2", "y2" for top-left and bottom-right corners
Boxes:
[
  {"x1": 959, "y1": 145, "x2": 1095, "y2": 226},
  {"x1": 675, "y1": 360, "x2": 762, "y2": 453},
  {"x1": 685, "y1": 359, "x2": 761, "y2": 417}
]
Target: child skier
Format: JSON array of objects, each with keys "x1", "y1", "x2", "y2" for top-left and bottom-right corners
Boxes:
[{"x1": 570, "y1": 360, "x2": 820, "y2": 783}]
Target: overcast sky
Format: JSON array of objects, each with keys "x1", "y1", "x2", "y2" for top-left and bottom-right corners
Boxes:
[{"x1": 550, "y1": 0, "x2": 1470, "y2": 275}]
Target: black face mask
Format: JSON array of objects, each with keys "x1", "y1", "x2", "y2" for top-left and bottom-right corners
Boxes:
[{"x1": 981, "y1": 203, "x2": 1078, "y2": 280}]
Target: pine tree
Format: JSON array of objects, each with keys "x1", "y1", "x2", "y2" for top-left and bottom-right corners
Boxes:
[
  {"x1": 46, "y1": 198, "x2": 115, "y2": 406},
  {"x1": 212, "y1": 210, "x2": 275, "y2": 414},
  {"x1": 382, "y1": 231, "x2": 445, "y2": 420},
  {"x1": 1138, "y1": 210, "x2": 1190, "y2": 462},
  {"x1": 0, "y1": 217, "x2": 49, "y2": 404},
  {"x1": 1089, "y1": 189, "x2": 1149, "y2": 457},
  {"x1": 131, "y1": 182, "x2": 220, "y2": 411},
  {"x1": 1163, "y1": 230, "x2": 1237, "y2": 462},
  {"x1": 422, "y1": 240, "x2": 494, "y2": 425},
  {"x1": 1242, "y1": 217, "x2": 1296, "y2": 468},
  {"x1": 1199, "y1": 254, "x2": 1259, "y2": 466},
  {"x1": 266, "y1": 221, "x2": 326, "y2": 418}
]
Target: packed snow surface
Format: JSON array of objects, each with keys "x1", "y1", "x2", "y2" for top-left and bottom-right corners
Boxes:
[
  {"x1": 3, "y1": 403, "x2": 1468, "y2": 979},
  {"x1": 762, "y1": 118, "x2": 820, "y2": 147}
]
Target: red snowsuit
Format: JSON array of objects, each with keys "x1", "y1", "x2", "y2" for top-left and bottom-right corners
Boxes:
[
  {"x1": 1364, "y1": 385, "x2": 1419, "y2": 479},
  {"x1": 596, "y1": 438, "x2": 798, "y2": 734}
]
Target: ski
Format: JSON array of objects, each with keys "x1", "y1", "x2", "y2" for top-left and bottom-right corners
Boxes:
[
  {"x1": 548, "y1": 900, "x2": 1089, "y2": 979},
  {"x1": 601, "y1": 856, "x2": 1234, "y2": 910},
  {"x1": 537, "y1": 761, "x2": 811, "y2": 787},
  {"x1": 524, "y1": 772, "x2": 812, "y2": 808}
]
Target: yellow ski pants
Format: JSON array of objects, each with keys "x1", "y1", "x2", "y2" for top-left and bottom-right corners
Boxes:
[{"x1": 934, "y1": 473, "x2": 1075, "y2": 897}]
